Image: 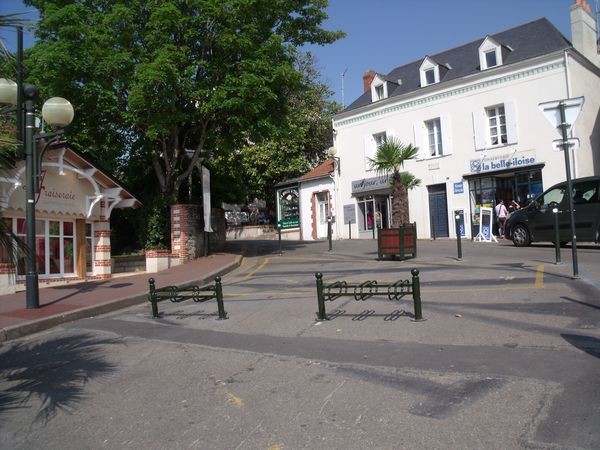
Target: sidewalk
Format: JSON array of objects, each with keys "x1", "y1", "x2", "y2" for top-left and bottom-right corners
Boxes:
[{"x1": 0, "y1": 252, "x2": 242, "y2": 343}]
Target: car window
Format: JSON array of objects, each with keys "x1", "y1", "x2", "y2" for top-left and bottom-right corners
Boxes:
[
  {"x1": 537, "y1": 187, "x2": 565, "y2": 208},
  {"x1": 573, "y1": 181, "x2": 599, "y2": 204}
]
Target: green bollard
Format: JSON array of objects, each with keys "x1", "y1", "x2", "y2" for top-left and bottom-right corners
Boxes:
[
  {"x1": 315, "y1": 272, "x2": 327, "y2": 321},
  {"x1": 411, "y1": 268, "x2": 425, "y2": 322},
  {"x1": 553, "y1": 208, "x2": 561, "y2": 265},
  {"x1": 148, "y1": 278, "x2": 159, "y2": 318},
  {"x1": 214, "y1": 276, "x2": 228, "y2": 320}
]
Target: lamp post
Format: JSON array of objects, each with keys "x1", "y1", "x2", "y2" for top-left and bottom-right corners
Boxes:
[{"x1": 0, "y1": 81, "x2": 74, "y2": 310}]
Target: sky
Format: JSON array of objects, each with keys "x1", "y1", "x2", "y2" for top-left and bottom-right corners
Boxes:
[{"x1": 0, "y1": 0, "x2": 592, "y2": 106}]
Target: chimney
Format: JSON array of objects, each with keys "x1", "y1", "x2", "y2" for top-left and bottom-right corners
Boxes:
[
  {"x1": 363, "y1": 70, "x2": 376, "y2": 93},
  {"x1": 570, "y1": 0, "x2": 600, "y2": 67}
]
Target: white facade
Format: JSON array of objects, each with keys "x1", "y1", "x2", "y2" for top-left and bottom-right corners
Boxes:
[
  {"x1": 0, "y1": 145, "x2": 141, "y2": 294},
  {"x1": 329, "y1": 12, "x2": 600, "y2": 241}
]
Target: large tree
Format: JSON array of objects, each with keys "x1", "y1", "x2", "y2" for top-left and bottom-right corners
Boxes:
[
  {"x1": 23, "y1": 0, "x2": 343, "y2": 200},
  {"x1": 368, "y1": 137, "x2": 421, "y2": 227}
]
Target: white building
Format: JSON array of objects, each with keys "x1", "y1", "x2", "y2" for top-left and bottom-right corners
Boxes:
[
  {"x1": 0, "y1": 144, "x2": 141, "y2": 294},
  {"x1": 323, "y1": 1, "x2": 600, "y2": 241}
]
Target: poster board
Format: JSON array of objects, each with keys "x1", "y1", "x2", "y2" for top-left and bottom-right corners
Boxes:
[{"x1": 474, "y1": 207, "x2": 497, "y2": 242}]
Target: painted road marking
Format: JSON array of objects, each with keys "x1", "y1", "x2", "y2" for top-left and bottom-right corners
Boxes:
[
  {"x1": 535, "y1": 264, "x2": 544, "y2": 288},
  {"x1": 245, "y1": 257, "x2": 270, "y2": 279}
]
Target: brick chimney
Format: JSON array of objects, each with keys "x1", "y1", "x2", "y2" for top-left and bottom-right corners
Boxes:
[
  {"x1": 571, "y1": 0, "x2": 600, "y2": 67},
  {"x1": 363, "y1": 70, "x2": 376, "y2": 93}
]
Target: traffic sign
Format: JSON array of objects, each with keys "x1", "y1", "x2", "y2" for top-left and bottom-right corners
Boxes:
[
  {"x1": 552, "y1": 137, "x2": 580, "y2": 152},
  {"x1": 538, "y1": 97, "x2": 584, "y2": 137}
]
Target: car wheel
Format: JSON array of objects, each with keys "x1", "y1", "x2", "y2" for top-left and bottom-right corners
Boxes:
[{"x1": 512, "y1": 224, "x2": 531, "y2": 247}]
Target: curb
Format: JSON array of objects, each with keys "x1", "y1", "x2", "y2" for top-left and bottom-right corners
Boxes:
[{"x1": 0, "y1": 256, "x2": 242, "y2": 344}]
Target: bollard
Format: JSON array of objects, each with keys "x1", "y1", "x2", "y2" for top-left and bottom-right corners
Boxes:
[
  {"x1": 553, "y1": 208, "x2": 561, "y2": 265},
  {"x1": 214, "y1": 276, "x2": 228, "y2": 320},
  {"x1": 455, "y1": 214, "x2": 462, "y2": 260},
  {"x1": 411, "y1": 268, "x2": 425, "y2": 321},
  {"x1": 315, "y1": 272, "x2": 327, "y2": 321},
  {"x1": 348, "y1": 222, "x2": 352, "y2": 240},
  {"x1": 327, "y1": 218, "x2": 332, "y2": 252},
  {"x1": 148, "y1": 278, "x2": 159, "y2": 318},
  {"x1": 430, "y1": 215, "x2": 436, "y2": 240}
]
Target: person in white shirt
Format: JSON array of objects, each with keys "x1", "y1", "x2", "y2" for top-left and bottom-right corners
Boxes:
[{"x1": 495, "y1": 199, "x2": 508, "y2": 237}]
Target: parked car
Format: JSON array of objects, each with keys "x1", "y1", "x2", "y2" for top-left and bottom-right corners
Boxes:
[{"x1": 504, "y1": 176, "x2": 600, "y2": 247}]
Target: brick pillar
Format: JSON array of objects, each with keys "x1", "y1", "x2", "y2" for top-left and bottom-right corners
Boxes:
[
  {"x1": 171, "y1": 204, "x2": 202, "y2": 263},
  {"x1": 93, "y1": 206, "x2": 112, "y2": 279}
]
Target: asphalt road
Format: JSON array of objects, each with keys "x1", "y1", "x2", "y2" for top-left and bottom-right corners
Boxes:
[{"x1": 1, "y1": 238, "x2": 599, "y2": 449}]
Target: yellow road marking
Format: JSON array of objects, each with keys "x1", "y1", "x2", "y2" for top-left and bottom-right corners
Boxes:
[
  {"x1": 226, "y1": 392, "x2": 244, "y2": 407},
  {"x1": 535, "y1": 264, "x2": 544, "y2": 288},
  {"x1": 245, "y1": 257, "x2": 270, "y2": 279}
]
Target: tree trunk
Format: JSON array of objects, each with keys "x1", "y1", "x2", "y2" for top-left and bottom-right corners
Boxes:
[{"x1": 391, "y1": 172, "x2": 410, "y2": 227}]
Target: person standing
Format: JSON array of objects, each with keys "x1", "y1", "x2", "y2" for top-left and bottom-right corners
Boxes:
[{"x1": 495, "y1": 199, "x2": 508, "y2": 237}]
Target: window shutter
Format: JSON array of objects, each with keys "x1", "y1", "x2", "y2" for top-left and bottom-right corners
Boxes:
[
  {"x1": 413, "y1": 122, "x2": 426, "y2": 160},
  {"x1": 386, "y1": 129, "x2": 396, "y2": 141},
  {"x1": 472, "y1": 109, "x2": 487, "y2": 150},
  {"x1": 364, "y1": 134, "x2": 376, "y2": 171},
  {"x1": 505, "y1": 100, "x2": 518, "y2": 145},
  {"x1": 441, "y1": 115, "x2": 453, "y2": 155}
]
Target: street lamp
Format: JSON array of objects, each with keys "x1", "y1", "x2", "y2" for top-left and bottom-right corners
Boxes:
[
  {"x1": 327, "y1": 146, "x2": 341, "y2": 175},
  {"x1": 0, "y1": 79, "x2": 74, "y2": 309}
]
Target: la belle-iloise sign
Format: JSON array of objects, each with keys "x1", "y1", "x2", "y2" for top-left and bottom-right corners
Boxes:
[{"x1": 469, "y1": 149, "x2": 536, "y2": 174}]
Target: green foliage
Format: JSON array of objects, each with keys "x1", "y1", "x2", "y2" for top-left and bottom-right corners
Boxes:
[
  {"x1": 368, "y1": 137, "x2": 421, "y2": 227},
  {"x1": 23, "y1": 0, "x2": 344, "y2": 201},
  {"x1": 143, "y1": 197, "x2": 171, "y2": 250}
]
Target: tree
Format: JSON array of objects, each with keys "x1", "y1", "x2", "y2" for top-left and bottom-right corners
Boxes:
[
  {"x1": 23, "y1": 0, "x2": 344, "y2": 202},
  {"x1": 368, "y1": 137, "x2": 421, "y2": 227},
  {"x1": 212, "y1": 52, "x2": 341, "y2": 206}
]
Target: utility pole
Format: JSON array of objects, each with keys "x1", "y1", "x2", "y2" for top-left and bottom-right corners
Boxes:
[{"x1": 341, "y1": 68, "x2": 347, "y2": 108}]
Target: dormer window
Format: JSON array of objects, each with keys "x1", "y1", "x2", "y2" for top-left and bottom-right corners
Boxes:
[
  {"x1": 419, "y1": 57, "x2": 440, "y2": 87},
  {"x1": 370, "y1": 74, "x2": 388, "y2": 102},
  {"x1": 479, "y1": 36, "x2": 503, "y2": 70},
  {"x1": 425, "y1": 69, "x2": 435, "y2": 85}
]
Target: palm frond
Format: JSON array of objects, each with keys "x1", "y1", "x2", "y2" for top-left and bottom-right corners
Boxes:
[{"x1": 368, "y1": 137, "x2": 419, "y2": 174}]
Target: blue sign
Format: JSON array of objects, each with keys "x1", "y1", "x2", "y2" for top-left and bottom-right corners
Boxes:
[{"x1": 453, "y1": 182, "x2": 464, "y2": 194}]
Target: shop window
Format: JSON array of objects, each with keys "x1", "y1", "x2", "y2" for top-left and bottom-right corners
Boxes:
[{"x1": 357, "y1": 196, "x2": 375, "y2": 231}]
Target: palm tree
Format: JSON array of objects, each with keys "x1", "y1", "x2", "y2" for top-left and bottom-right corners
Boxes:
[{"x1": 368, "y1": 137, "x2": 421, "y2": 227}]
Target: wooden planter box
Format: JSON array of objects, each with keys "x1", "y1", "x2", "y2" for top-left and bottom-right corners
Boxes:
[{"x1": 377, "y1": 224, "x2": 417, "y2": 260}]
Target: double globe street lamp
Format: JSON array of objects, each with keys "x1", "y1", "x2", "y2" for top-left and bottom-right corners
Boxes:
[{"x1": 0, "y1": 78, "x2": 74, "y2": 309}]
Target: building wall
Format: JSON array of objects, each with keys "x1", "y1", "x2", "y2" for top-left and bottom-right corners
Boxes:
[
  {"x1": 333, "y1": 53, "x2": 599, "y2": 240},
  {"x1": 299, "y1": 177, "x2": 335, "y2": 241}
]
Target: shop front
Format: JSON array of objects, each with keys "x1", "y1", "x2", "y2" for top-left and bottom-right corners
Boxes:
[
  {"x1": 0, "y1": 145, "x2": 141, "y2": 294},
  {"x1": 465, "y1": 149, "x2": 544, "y2": 237},
  {"x1": 351, "y1": 174, "x2": 391, "y2": 239}
]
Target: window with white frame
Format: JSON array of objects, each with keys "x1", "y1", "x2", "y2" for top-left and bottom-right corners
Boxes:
[
  {"x1": 365, "y1": 131, "x2": 392, "y2": 170},
  {"x1": 370, "y1": 75, "x2": 388, "y2": 102},
  {"x1": 374, "y1": 84, "x2": 385, "y2": 100},
  {"x1": 479, "y1": 36, "x2": 503, "y2": 70},
  {"x1": 413, "y1": 117, "x2": 452, "y2": 159},
  {"x1": 419, "y1": 57, "x2": 439, "y2": 87},
  {"x1": 484, "y1": 50, "x2": 497, "y2": 68},
  {"x1": 425, "y1": 118, "x2": 443, "y2": 157},
  {"x1": 486, "y1": 105, "x2": 507, "y2": 146},
  {"x1": 373, "y1": 132, "x2": 386, "y2": 148},
  {"x1": 472, "y1": 101, "x2": 517, "y2": 150}
]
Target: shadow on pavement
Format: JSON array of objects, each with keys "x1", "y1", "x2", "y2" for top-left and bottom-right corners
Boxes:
[{"x1": 561, "y1": 334, "x2": 600, "y2": 358}]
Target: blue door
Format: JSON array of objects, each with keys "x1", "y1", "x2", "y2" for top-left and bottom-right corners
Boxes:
[{"x1": 428, "y1": 185, "x2": 449, "y2": 238}]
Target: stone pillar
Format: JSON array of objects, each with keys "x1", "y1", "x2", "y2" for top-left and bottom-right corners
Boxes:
[
  {"x1": 93, "y1": 209, "x2": 112, "y2": 279},
  {"x1": 171, "y1": 204, "x2": 203, "y2": 263}
]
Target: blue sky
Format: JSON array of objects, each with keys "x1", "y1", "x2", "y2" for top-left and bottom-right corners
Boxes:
[{"x1": 1, "y1": 0, "x2": 587, "y2": 105}]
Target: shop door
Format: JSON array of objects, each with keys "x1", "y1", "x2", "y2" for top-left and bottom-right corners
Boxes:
[{"x1": 428, "y1": 185, "x2": 449, "y2": 238}]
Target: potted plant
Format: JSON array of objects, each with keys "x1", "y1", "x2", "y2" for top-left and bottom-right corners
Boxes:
[
  {"x1": 144, "y1": 201, "x2": 171, "y2": 273},
  {"x1": 368, "y1": 137, "x2": 421, "y2": 260}
]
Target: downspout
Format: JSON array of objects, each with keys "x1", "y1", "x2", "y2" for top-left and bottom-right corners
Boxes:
[{"x1": 564, "y1": 50, "x2": 578, "y2": 178}]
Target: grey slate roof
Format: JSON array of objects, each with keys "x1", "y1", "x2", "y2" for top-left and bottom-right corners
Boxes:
[{"x1": 343, "y1": 18, "x2": 571, "y2": 112}]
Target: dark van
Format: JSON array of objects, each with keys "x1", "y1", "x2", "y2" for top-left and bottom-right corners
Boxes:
[{"x1": 504, "y1": 176, "x2": 600, "y2": 247}]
